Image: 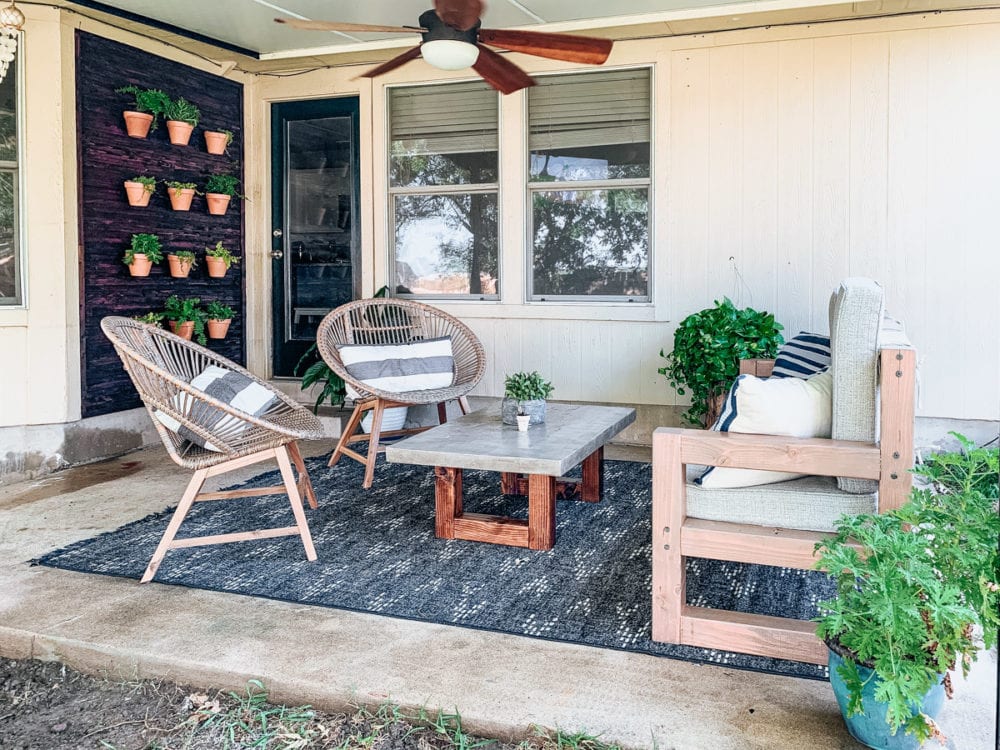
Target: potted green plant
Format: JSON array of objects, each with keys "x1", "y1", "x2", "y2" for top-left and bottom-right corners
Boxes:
[
  {"x1": 501, "y1": 371, "x2": 554, "y2": 426},
  {"x1": 133, "y1": 312, "x2": 164, "y2": 326},
  {"x1": 164, "y1": 180, "x2": 199, "y2": 211},
  {"x1": 167, "y1": 249, "x2": 197, "y2": 279},
  {"x1": 815, "y1": 435, "x2": 999, "y2": 749},
  {"x1": 123, "y1": 175, "x2": 156, "y2": 207},
  {"x1": 204, "y1": 128, "x2": 233, "y2": 155},
  {"x1": 657, "y1": 298, "x2": 784, "y2": 426},
  {"x1": 203, "y1": 174, "x2": 244, "y2": 216},
  {"x1": 204, "y1": 241, "x2": 240, "y2": 278},
  {"x1": 162, "y1": 295, "x2": 207, "y2": 344},
  {"x1": 204, "y1": 301, "x2": 235, "y2": 339},
  {"x1": 115, "y1": 85, "x2": 170, "y2": 138},
  {"x1": 164, "y1": 97, "x2": 201, "y2": 146},
  {"x1": 122, "y1": 233, "x2": 163, "y2": 277}
]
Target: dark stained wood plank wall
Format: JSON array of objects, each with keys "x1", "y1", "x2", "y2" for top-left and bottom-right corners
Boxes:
[{"x1": 76, "y1": 31, "x2": 246, "y2": 418}]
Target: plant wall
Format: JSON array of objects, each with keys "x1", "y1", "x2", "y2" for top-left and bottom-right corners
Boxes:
[{"x1": 75, "y1": 31, "x2": 245, "y2": 418}]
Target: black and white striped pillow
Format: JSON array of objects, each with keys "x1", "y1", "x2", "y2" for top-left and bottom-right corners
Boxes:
[
  {"x1": 771, "y1": 332, "x2": 831, "y2": 379},
  {"x1": 338, "y1": 336, "x2": 455, "y2": 395}
]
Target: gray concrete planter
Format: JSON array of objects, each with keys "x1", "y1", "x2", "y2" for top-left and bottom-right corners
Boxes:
[{"x1": 501, "y1": 398, "x2": 546, "y2": 426}]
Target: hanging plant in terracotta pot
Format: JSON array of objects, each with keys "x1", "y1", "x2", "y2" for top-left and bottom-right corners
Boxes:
[
  {"x1": 204, "y1": 301, "x2": 235, "y2": 339},
  {"x1": 204, "y1": 241, "x2": 240, "y2": 278},
  {"x1": 203, "y1": 174, "x2": 244, "y2": 216},
  {"x1": 123, "y1": 175, "x2": 156, "y2": 207},
  {"x1": 204, "y1": 128, "x2": 233, "y2": 155},
  {"x1": 122, "y1": 233, "x2": 163, "y2": 277},
  {"x1": 167, "y1": 250, "x2": 197, "y2": 279},
  {"x1": 164, "y1": 97, "x2": 201, "y2": 146},
  {"x1": 114, "y1": 85, "x2": 169, "y2": 139},
  {"x1": 164, "y1": 180, "x2": 199, "y2": 211},
  {"x1": 163, "y1": 295, "x2": 207, "y2": 344}
]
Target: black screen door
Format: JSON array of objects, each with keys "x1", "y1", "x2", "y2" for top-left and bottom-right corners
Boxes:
[{"x1": 271, "y1": 97, "x2": 360, "y2": 376}]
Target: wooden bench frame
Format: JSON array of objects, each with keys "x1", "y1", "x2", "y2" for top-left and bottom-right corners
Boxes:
[{"x1": 651, "y1": 347, "x2": 916, "y2": 664}]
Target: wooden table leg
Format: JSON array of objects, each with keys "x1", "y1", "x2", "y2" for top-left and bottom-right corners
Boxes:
[
  {"x1": 581, "y1": 446, "x2": 604, "y2": 503},
  {"x1": 500, "y1": 472, "x2": 520, "y2": 495},
  {"x1": 527, "y1": 474, "x2": 556, "y2": 550},
  {"x1": 434, "y1": 466, "x2": 462, "y2": 539}
]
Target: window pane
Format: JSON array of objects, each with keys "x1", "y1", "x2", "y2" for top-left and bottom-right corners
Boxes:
[
  {"x1": 529, "y1": 69, "x2": 650, "y2": 181},
  {"x1": 0, "y1": 58, "x2": 14, "y2": 163},
  {"x1": 390, "y1": 82, "x2": 498, "y2": 187},
  {"x1": 394, "y1": 193, "x2": 498, "y2": 296},
  {"x1": 532, "y1": 188, "x2": 648, "y2": 299},
  {"x1": 0, "y1": 171, "x2": 16, "y2": 302}
]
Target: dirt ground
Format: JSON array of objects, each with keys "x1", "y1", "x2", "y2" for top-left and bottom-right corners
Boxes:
[{"x1": 0, "y1": 657, "x2": 619, "y2": 750}]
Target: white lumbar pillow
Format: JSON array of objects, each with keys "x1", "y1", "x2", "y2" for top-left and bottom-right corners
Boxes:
[{"x1": 695, "y1": 369, "x2": 833, "y2": 488}]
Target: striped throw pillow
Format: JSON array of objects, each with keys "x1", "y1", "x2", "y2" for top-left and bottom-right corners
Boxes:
[
  {"x1": 771, "y1": 332, "x2": 831, "y2": 379},
  {"x1": 339, "y1": 337, "x2": 455, "y2": 395},
  {"x1": 155, "y1": 365, "x2": 277, "y2": 452}
]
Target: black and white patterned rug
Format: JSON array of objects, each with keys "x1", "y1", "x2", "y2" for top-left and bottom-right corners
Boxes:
[{"x1": 35, "y1": 457, "x2": 832, "y2": 679}]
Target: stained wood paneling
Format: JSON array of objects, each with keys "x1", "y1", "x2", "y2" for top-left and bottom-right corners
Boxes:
[{"x1": 76, "y1": 31, "x2": 244, "y2": 418}]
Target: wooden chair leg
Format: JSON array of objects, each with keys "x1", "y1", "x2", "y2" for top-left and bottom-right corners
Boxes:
[
  {"x1": 141, "y1": 468, "x2": 209, "y2": 583},
  {"x1": 458, "y1": 396, "x2": 471, "y2": 414},
  {"x1": 287, "y1": 441, "x2": 317, "y2": 510},
  {"x1": 276, "y1": 446, "x2": 317, "y2": 561},
  {"x1": 651, "y1": 430, "x2": 686, "y2": 643},
  {"x1": 437, "y1": 402, "x2": 448, "y2": 424},
  {"x1": 329, "y1": 402, "x2": 368, "y2": 467},
  {"x1": 363, "y1": 400, "x2": 386, "y2": 489}
]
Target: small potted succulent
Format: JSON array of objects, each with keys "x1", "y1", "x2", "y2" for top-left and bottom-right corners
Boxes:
[
  {"x1": 204, "y1": 301, "x2": 235, "y2": 339},
  {"x1": 501, "y1": 371, "x2": 554, "y2": 426},
  {"x1": 166, "y1": 249, "x2": 197, "y2": 279},
  {"x1": 164, "y1": 180, "x2": 199, "y2": 211},
  {"x1": 115, "y1": 85, "x2": 170, "y2": 138},
  {"x1": 204, "y1": 241, "x2": 240, "y2": 278},
  {"x1": 123, "y1": 175, "x2": 156, "y2": 207},
  {"x1": 162, "y1": 295, "x2": 207, "y2": 344},
  {"x1": 204, "y1": 128, "x2": 233, "y2": 155},
  {"x1": 133, "y1": 312, "x2": 164, "y2": 326},
  {"x1": 164, "y1": 97, "x2": 201, "y2": 146},
  {"x1": 203, "y1": 174, "x2": 244, "y2": 216},
  {"x1": 122, "y1": 233, "x2": 163, "y2": 277}
]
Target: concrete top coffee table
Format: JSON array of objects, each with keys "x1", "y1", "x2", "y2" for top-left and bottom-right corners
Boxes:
[{"x1": 385, "y1": 403, "x2": 635, "y2": 550}]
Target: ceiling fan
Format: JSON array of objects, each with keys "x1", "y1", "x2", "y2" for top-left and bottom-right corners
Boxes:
[{"x1": 275, "y1": 0, "x2": 614, "y2": 95}]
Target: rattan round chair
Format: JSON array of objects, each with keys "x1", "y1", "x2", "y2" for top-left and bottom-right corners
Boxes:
[
  {"x1": 316, "y1": 299, "x2": 487, "y2": 488},
  {"x1": 102, "y1": 316, "x2": 325, "y2": 583}
]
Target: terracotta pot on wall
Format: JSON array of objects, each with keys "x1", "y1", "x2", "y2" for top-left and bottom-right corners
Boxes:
[
  {"x1": 205, "y1": 193, "x2": 231, "y2": 216},
  {"x1": 204, "y1": 131, "x2": 228, "y2": 155},
  {"x1": 127, "y1": 254, "x2": 153, "y2": 277},
  {"x1": 205, "y1": 256, "x2": 228, "y2": 278},
  {"x1": 123, "y1": 111, "x2": 153, "y2": 138},
  {"x1": 166, "y1": 120, "x2": 194, "y2": 146},
  {"x1": 168, "y1": 321, "x2": 194, "y2": 340},
  {"x1": 167, "y1": 254, "x2": 193, "y2": 278},
  {"x1": 207, "y1": 318, "x2": 231, "y2": 339},
  {"x1": 167, "y1": 187, "x2": 195, "y2": 211},
  {"x1": 123, "y1": 181, "x2": 152, "y2": 207}
]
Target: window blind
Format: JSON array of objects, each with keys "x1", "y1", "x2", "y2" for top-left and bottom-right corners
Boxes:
[
  {"x1": 528, "y1": 69, "x2": 650, "y2": 150},
  {"x1": 390, "y1": 82, "x2": 498, "y2": 156}
]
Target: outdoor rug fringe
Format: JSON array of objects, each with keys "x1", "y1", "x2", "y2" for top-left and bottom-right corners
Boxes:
[{"x1": 34, "y1": 457, "x2": 832, "y2": 679}]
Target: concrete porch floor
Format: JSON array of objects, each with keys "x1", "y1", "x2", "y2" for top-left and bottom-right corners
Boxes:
[{"x1": 0, "y1": 441, "x2": 995, "y2": 750}]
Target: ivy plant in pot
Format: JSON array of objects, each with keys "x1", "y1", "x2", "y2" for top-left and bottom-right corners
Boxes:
[
  {"x1": 115, "y1": 85, "x2": 170, "y2": 138},
  {"x1": 501, "y1": 371, "x2": 554, "y2": 426},
  {"x1": 204, "y1": 128, "x2": 233, "y2": 155},
  {"x1": 123, "y1": 175, "x2": 156, "y2": 207},
  {"x1": 204, "y1": 241, "x2": 240, "y2": 278},
  {"x1": 204, "y1": 301, "x2": 235, "y2": 340},
  {"x1": 122, "y1": 233, "x2": 163, "y2": 277},
  {"x1": 133, "y1": 311, "x2": 164, "y2": 326},
  {"x1": 815, "y1": 435, "x2": 999, "y2": 749},
  {"x1": 162, "y1": 295, "x2": 207, "y2": 345},
  {"x1": 164, "y1": 97, "x2": 201, "y2": 146},
  {"x1": 166, "y1": 249, "x2": 197, "y2": 279},
  {"x1": 164, "y1": 180, "x2": 200, "y2": 212},
  {"x1": 203, "y1": 174, "x2": 244, "y2": 216},
  {"x1": 657, "y1": 298, "x2": 784, "y2": 427}
]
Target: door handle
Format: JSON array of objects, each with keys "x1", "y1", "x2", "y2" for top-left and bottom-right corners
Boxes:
[
  {"x1": 272, "y1": 229, "x2": 283, "y2": 238},
  {"x1": 270, "y1": 250, "x2": 284, "y2": 259}
]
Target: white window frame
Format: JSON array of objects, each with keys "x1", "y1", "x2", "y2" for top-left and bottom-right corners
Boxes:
[{"x1": 0, "y1": 46, "x2": 24, "y2": 308}]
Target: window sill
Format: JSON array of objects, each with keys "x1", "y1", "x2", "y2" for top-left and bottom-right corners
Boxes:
[{"x1": 425, "y1": 300, "x2": 665, "y2": 322}]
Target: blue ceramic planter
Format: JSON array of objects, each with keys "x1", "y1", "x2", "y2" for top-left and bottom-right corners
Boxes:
[{"x1": 828, "y1": 646, "x2": 946, "y2": 749}]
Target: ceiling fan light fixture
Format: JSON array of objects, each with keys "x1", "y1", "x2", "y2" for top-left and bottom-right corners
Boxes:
[{"x1": 420, "y1": 39, "x2": 479, "y2": 70}]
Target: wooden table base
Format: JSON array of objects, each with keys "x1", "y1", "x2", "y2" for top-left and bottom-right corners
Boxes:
[{"x1": 434, "y1": 447, "x2": 604, "y2": 551}]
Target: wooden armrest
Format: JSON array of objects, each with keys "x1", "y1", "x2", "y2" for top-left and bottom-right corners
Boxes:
[
  {"x1": 653, "y1": 427, "x2": 880, "y2": 480},
  {"x1": 739, "y1": 359, "x2": 775, "y2": 377}
]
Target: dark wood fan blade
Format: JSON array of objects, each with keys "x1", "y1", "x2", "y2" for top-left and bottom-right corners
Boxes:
[
  {"x1": 434, "y1": 0, "x2": 484, "y2": 31},
  {"x1": 472, "y1": 45, "x2": 536, "y2": 95},
  {"x1": 357, "y1": 46, "x2": 423, "y2": 78},
  {"x1": 275, "y1": 18, "x2": 425, "y2": 34},
  {"x1": 478, "y1": 29, "x2": 613, "y2": 65}
]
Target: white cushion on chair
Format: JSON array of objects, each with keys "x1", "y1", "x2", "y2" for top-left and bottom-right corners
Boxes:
[
  {"x1": 338, "y1": 337, "x2": 455, "y2": 395},
  {"x1": 696, "y1": 369, "x2": 833, "y2": 488}
]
